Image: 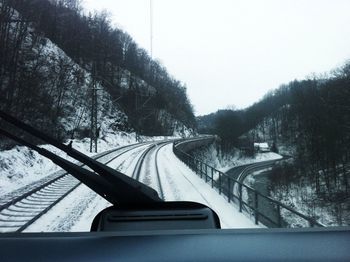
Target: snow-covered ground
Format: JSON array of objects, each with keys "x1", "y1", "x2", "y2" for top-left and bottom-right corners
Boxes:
[
  {"x1": 155, "y1": 144, "x2": 258, "y2": 228},
  {"x1": 23, "y1": 140, "x2": 258, "y2": 232},
  {"x1": 191, "y1": 143, "x2": 282, "y2": 173},
  {"x1": 0, "y1": 132, "x2": 171, "y2": 196},
  {"x1": 270, "y1": 181, "x2": 349, "y2": 227},
  {"x1": 219, "y1": 152, "x2": 282, "y2": 173}
]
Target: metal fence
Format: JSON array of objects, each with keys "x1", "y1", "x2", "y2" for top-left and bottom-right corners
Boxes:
[{"x1": 173, "y1": 140, "x2": 324, "y2": 228}]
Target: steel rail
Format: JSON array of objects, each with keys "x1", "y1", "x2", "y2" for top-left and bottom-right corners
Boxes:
[
  {"x1": 154, "y1": 143, "x2": 170, "y2": 200},
  {"x1": 132, "y1": 144, "x2": 157, "y2": 180},
  {"x1": 0, "y1": 142, "x2": 150, "y2": 232},
  {"x1": 131, "y1": 141, "x2": 174, "y2": 199},
  {"x1": 0, "y1": 142, "x2": 148, "y2": 212}
]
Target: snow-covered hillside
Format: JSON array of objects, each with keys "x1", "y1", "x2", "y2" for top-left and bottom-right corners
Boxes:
[
  {"x1": 0, "y1": 2, "x2": 195, "y2": 151},
  {"x1": 236, "y1": 109, "x2": 350, "y2": 227},
  {"x1": 190, "y1": 142, "x2": 282, "y2": 173}
]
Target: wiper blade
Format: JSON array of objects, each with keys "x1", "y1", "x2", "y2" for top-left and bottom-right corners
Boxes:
[
  {"x1": 0, "y1": 110, "x2": 162, "y2": 204},
  {"x1": 0, "y1": 128, "x2": 123, "y2": 204}
]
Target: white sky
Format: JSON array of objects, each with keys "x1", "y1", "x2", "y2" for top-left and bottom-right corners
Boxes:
[{"x1": 83, "y1": 0, "x2": 350, "y2": 116}]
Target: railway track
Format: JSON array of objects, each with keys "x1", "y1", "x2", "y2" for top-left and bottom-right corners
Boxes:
[
  {"x1": 224, "y1": 160, "x2": 279, "y2": 214},
  {"x1": 0, "y1": 142, "x2": 150, "y2": 233},
  {"x1": 227, "y1": 159, "x2": 285, "y2": 225},
  {"x1": 226, "y1": 160, "x2": 277, "y2": 197},
  {"x1": 132, "y1": 144, "x2": 158, "y2": 180},
  {"x1": 131, "y1": 141, "x2": 173, "y2": 200},
  {"x1": 154, "y1": 143, "x2": 167, "y2": 200},
  {"x1": 236, "y1": 160, "x2": 277, "y2": 184}
]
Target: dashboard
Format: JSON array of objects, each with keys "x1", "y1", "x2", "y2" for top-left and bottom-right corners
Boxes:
[{"x1": 1, "y1": 227, "x2": 349, "y2": 261}]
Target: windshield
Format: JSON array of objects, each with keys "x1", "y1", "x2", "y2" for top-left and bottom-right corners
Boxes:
[{"x1": 0, "y1": 0, "x2": 349, "y2": 233}]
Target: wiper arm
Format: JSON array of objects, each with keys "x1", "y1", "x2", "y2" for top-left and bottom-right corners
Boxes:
[
  {"x1": 0, "y1": 128, "x2": 124, "y2": 204},
  {"x1": 0, "y1": 110, "x2": 162, "y2": 204}
]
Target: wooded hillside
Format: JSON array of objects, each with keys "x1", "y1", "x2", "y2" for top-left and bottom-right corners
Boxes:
[
  {"x1": 198, "y1": 61, "x2": 350, "y2": 195},
  {"x1": 0, "y1": 0, "x2": 195, "y2": 145}
]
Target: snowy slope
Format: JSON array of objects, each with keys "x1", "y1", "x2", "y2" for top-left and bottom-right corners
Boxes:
[
  {"x1": 191, "y1": 143, "x2": 282, "y2": 173},
  {"x1": 0, "y1": 131, "x2": 171, "y2": 196},
  {"x1": 1, "y1": 3, "x2": 194, "y2": 149}
]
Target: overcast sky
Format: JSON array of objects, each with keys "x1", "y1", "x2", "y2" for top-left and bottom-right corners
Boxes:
[{"x1": 83, "y1": 0, "x2": 350, "y2": 116}]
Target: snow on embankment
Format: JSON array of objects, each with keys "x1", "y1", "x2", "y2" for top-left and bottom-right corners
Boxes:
[
  {"x1": 158, "y1": 144, "x2": 259, "y2": 228},
  {"x1": 2, "y1": 4, "x2": 129, "y2": 137},
  {"x1": 0, "y1": 132, "x2": 165, "y2": 196},
  {"x1": 190, "y1": 143, "x2": 282, "y2": 173},
  {"x1": 220, "y1": 152, "x2": 282, "y2": 173}
]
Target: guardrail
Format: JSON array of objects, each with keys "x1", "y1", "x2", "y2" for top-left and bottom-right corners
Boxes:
[{"x1": 173, "y1": 139, "x2": 324, "y2": 228}]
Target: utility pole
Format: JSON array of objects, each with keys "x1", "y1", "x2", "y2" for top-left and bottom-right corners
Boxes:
[
  {"x1": 90, "y1": 69, "x2": 98, "y2": 153},
  {"x1": 150, "y1": 0, "x2": 153, "y2": 58}
]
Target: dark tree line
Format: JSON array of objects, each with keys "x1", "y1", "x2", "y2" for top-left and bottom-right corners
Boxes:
[
  {"x1": 198, "y1": 61, "x2": 350, "y2": 196},
  {"x1": 1, "y1": 0, "x2": 195, "y2": 138},
  {"x1": 0, "y1": 0, "x2": 99, "y2": 147},
  {"x1": 197, "y1": 85, "x2": 289, "y2": 149},
  {"x1": 258, "y1": 67, "x2": 350, "y2": 197},
  {"x1": 285, "y1": 66, "x2": 350, "y2": 196}
]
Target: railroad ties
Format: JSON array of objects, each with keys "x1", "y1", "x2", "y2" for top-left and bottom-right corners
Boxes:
[
  {"x1": 0, "y1": 174, "x2": 80, "y2": 232},
  {"x1": 0, "y1": 141, "x2": 153, "y2": 233}
]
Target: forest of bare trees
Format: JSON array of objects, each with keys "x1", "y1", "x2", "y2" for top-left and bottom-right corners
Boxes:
[
  {"x1": 198, "y1": 61, "x2": 350, "y2": 200},
  {"x1": 0, "y1": 0, "x2": 195, "y2": 143}
]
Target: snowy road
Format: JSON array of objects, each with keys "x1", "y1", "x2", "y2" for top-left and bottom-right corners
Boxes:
[{"x1": 24, "y1": 140, "x2": 258, "y2": 232}]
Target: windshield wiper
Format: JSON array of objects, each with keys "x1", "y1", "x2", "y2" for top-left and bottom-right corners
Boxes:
[{"x1": 0, "y1": 110, "x2": 162, "y2": 205}]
